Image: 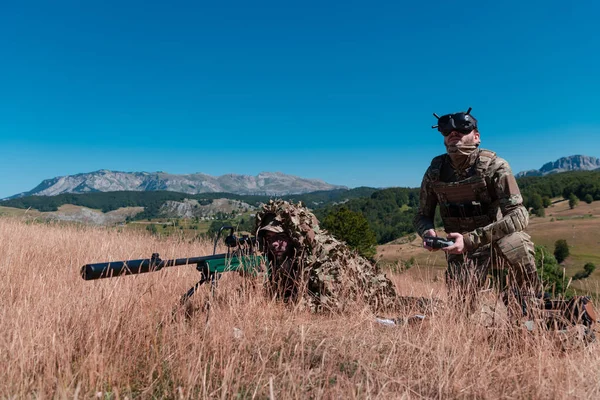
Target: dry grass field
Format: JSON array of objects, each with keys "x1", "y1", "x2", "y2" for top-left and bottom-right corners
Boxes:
[{"x1": 2, "y1": 216, "x2": 600, "y2": 398}]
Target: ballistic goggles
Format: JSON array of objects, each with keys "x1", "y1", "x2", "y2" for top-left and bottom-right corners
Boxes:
[{"x1": 432, "y1": 107, "x2": 478, "y2": 136}]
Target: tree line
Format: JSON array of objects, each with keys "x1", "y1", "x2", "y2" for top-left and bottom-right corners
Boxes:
[
  {"x1": 314, "y1": 187, "x2": 423, "y2": 244},
  {"x1": 1, "y1": 191, "x2": 240, "y2": 214},
  {"x1": 0, "y1": 187, "x2": 376, "y2": 216}
]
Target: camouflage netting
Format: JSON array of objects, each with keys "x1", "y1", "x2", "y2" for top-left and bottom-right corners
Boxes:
[{"x1": 255, "y1": 200, "x2": 438, "y2": 314}]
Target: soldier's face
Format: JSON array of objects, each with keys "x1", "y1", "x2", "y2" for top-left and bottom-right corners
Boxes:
[
  {"x1": 444, "y1": 129, "x2": 480, "y2": 146},
  {"x1": 264, "y1": 232, "x2": 292, "y2": 261}
]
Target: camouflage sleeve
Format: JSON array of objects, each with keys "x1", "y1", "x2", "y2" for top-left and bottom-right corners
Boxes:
[
  {"x1": 463, "y1": 157, "x2": 529, "y2": 250},
  {"x1": 413, "y1": 169, "x2": 437, "y2": 238}
]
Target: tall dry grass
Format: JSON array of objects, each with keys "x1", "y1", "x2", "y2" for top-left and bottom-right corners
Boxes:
[{"x1": 1, "y1": 217, "x2": 599, "y2": 399}]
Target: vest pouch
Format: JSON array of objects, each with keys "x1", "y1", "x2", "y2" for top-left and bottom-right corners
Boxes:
[{"x1": 442, "y1": 216, "x2": 493, "y2": 233}]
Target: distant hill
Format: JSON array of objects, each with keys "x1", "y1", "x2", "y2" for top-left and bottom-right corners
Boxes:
[
  {"x1": 516, "y1": 155, "x2": 600, "y2": 177},
  {"x1": 3, "y1": 168, "x2": 599, "y2": 244},
  {"x1": 0, "y1": 187, "x2": 378, "y2": 221},
  {"x1": 7, "y1": 170, "x2": 347, "y2": 199}
]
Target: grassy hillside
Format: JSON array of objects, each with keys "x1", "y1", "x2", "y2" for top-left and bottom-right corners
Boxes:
[
  {"x1": 527, "y1": 199, "x2": 600, "y2": 293},
  {"x1": 1, "y1": 216, "x2": 599, "y2": 398}
]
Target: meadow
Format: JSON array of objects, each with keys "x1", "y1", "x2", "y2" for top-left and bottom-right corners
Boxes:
[{"x1": 2, "y1": 216, "x2": 600, "y2": 399}]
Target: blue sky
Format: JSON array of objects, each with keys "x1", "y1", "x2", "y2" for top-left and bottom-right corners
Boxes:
[{"x1": 1, "y1": 0, "x2": 598, "y2": 198}]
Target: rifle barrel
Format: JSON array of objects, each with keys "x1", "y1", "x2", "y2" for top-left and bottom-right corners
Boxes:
[{"x1": 81, "y1": 253, "x2": 228, "y2": 280}]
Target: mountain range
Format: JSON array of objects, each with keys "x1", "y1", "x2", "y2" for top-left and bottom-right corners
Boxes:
[
  {"x1": 7, "y1": 170, "x2": 346, "y2": 199},
  {"x1": 515, "y1": 155, "x2": 600, "y2": 178},
  {"x1": 5, "y1": 155, "x2": 599, "y2": 200}
]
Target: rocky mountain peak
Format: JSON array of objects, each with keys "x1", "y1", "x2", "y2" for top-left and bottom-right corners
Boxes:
[
  {"x1": 516, "y1": 155, "x2": 600, "y2": 178},
  {"x1": 7, "y1": 170, "x2": 346, "y2": 199}
]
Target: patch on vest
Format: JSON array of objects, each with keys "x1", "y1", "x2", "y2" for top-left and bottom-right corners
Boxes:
[{"x1": 505, "y1": 174, "x2": 520, "y2": 196}]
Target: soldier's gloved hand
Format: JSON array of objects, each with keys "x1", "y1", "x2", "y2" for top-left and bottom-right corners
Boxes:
[
  {"x1": 423, "y1": 229, "x2": 439, "y2": 251},
  {"x1": 443, "y1": 232, "x2": 466, "y2": 254}
]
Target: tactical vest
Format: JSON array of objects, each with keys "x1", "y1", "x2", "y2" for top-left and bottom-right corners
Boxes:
[{"x1": 428, "y1": 149, "x2": 498, "y2": 233}]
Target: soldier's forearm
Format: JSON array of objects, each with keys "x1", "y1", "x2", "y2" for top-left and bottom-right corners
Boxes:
[
  {"x1": 414, "y1": 215, "x2": 435, "y2": 238},
  {"x1": 463, "y1": 205, "x2": 529, "y2": 250}
]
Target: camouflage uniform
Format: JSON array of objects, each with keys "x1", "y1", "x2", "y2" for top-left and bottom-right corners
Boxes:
[
  {"x1": 256, "y1": 200, "x2": 436, "y2": 314},
  {"x1": 414, "y1": 148, "x2": 541, "y2": 309}
]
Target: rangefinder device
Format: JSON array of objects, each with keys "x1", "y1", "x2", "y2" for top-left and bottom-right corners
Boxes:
[{"x1": 423, "y1": 236, "x2": 454, "y2": 249}]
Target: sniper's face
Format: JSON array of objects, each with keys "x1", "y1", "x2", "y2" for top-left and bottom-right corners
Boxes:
[{"x1": 264, "y1": 231, "x2": 292, "y2": 262}]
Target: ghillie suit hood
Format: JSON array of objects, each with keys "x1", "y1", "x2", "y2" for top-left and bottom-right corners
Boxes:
[{"x1": 255, "y1": 200, "x2": 401, "y2": 313}]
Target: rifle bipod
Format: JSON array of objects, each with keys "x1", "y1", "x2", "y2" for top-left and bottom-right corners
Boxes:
[
  {"x1": 181, "y1": 262, "x2": 221, "y2": 303},
  {"x1": 172, "y1": 262, "x2": 222, "y2": 321},
  {"x1": 172, "y1": 225, "x2": 256, "y2": 321}
]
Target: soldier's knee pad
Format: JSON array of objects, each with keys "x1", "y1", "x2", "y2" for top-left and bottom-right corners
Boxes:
[
  {"x1": 494, "y1": 233, "x2": 540, "y2": 291},
  {"x1": 494, "y1": 232, "x2": 535, "y2": 268}
]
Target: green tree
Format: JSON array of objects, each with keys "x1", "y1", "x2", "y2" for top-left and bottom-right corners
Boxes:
[
  {"x1": 584, "y1": 262, "x2": 596, "y2": 275},
  {"x1": 553, "y1": 239, "x2": 570, "y2": 264},
  {"x1": 530, "y1": 193, "x2": 544, "y2": 211},
  {"x1": 568, "y1": 193, "x2": 579, "y2": 209},
  {"x1": 207, "y1": 220, "x2": 234, "y2": 236},
  {"x1": 572, "y1": 262, "x2": 596, "y2": 280},
  {"x1": 542, "y1": 196, "x2": 552, "y2": 208},
  {"x1": 237, "y1": 217, "x2": 256, "y2": 233},
  {"x1": 322, "y1": 207, "x2": 377, "y2": 259},
  {"x1": 584, "y1": 194, "x2": 594, "y2": 204},
  {"x1": 535, "y1": 245, "x2": 572, "y2": 296},
  {"x1": 572, "y1": 271, "x2": 587, "y2": 280}
]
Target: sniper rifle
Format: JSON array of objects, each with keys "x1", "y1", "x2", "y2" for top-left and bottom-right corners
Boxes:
[{"x1": 81, "y1": 226, "x2": 267, "y2": 305}]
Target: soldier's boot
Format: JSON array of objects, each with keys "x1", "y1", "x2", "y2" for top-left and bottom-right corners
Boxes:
[
  {"x1": 502, "y1": 276, "x2": 544, "y2": 328},
  {"x1": 393, "y1": 296, "x2": 445, "y2": 315},
  {"x1": 502, "y1": 287, "x2": 544, "y2": 330}
]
